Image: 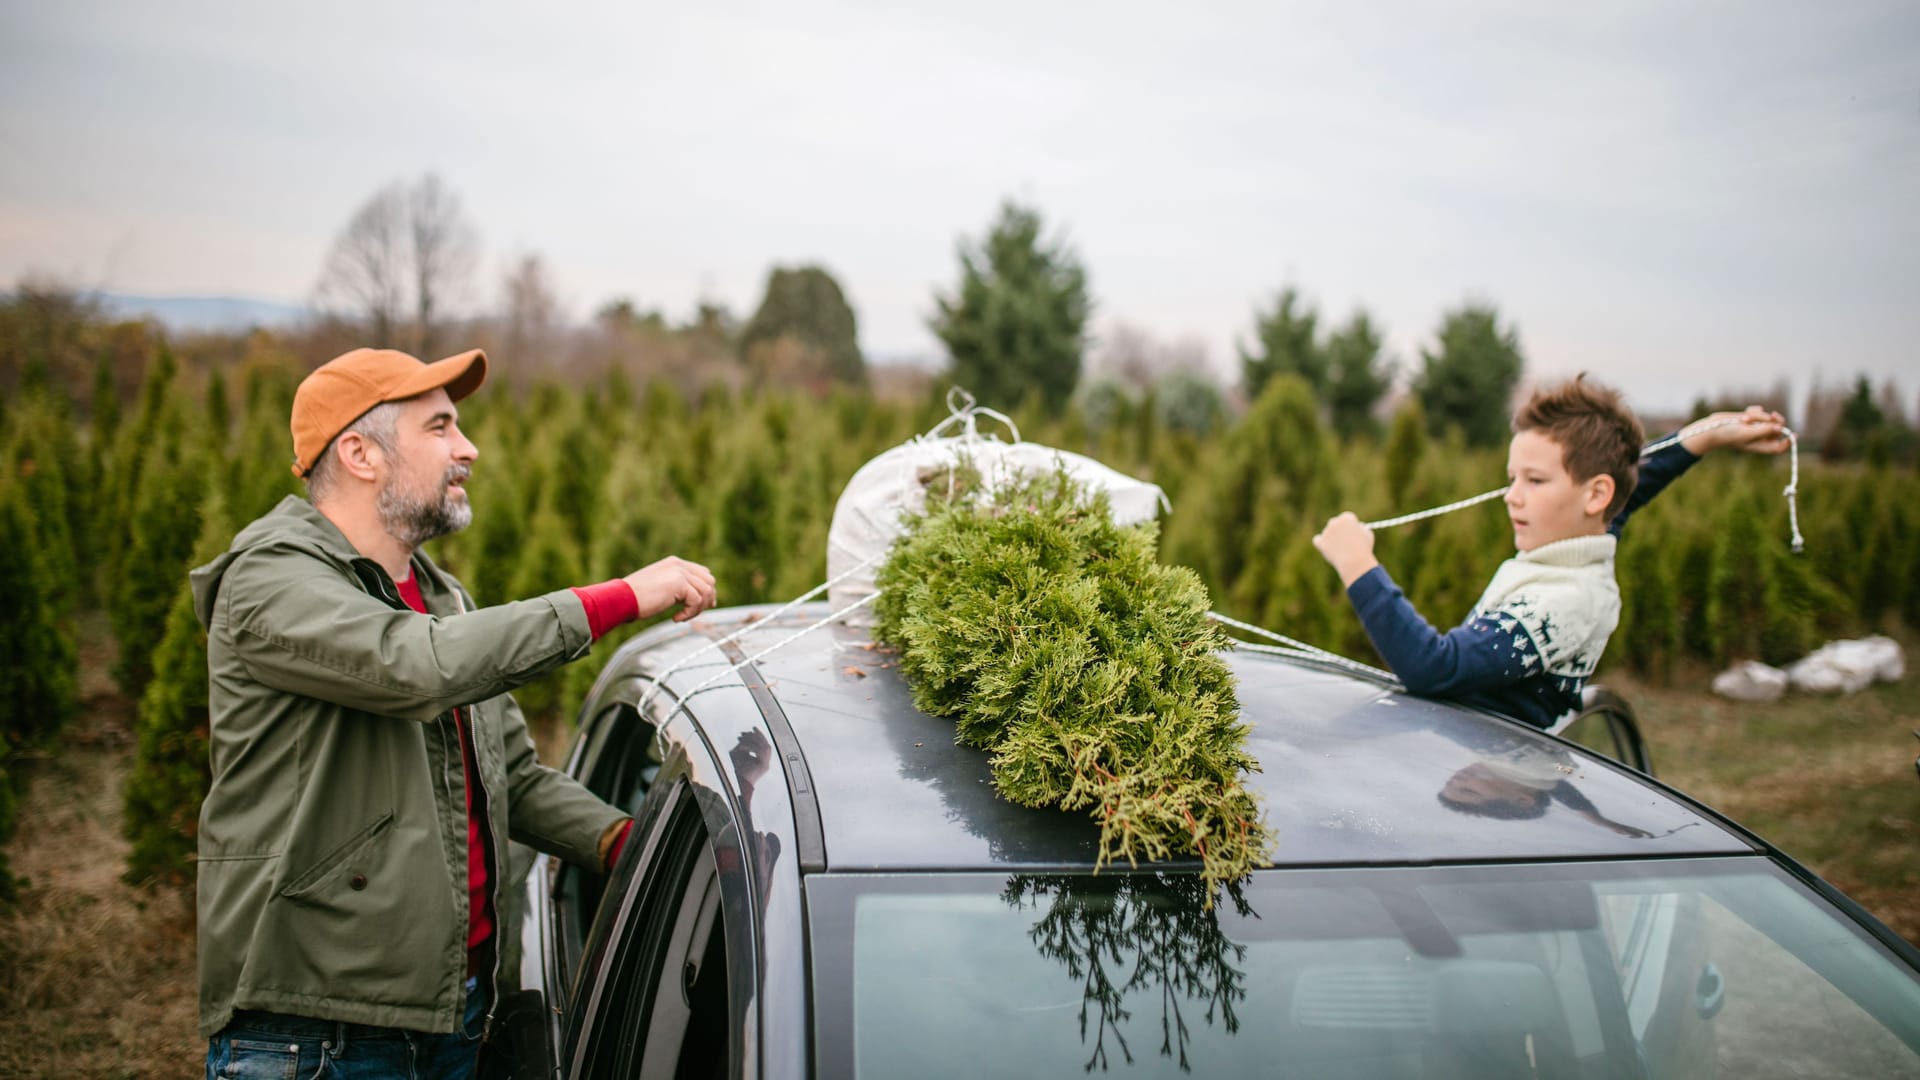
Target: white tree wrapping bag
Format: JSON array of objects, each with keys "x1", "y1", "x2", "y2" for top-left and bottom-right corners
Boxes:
[{"x1": 827, "y1": 399, "x2": 1168, "y2": 627}]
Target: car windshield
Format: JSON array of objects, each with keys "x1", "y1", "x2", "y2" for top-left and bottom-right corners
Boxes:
[{"x1": 807, "y1": 857, "x2": 1920, "y2": 1079}]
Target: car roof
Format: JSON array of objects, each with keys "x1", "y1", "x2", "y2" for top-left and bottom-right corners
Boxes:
[{"x1": 613, "y1": 605, "x2": 1755, "y2": 873}]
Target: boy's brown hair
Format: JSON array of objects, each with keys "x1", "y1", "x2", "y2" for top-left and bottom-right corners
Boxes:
[{"x1": 1512, "y1": 374, "x2": 1644, "y2": 522}]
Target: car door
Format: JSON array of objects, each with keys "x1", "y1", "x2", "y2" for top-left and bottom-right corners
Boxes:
[{"x1": 559, "y1": 706, "x2": 756, "y2": 1080}]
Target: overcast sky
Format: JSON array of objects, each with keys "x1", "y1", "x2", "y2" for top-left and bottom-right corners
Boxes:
[{"x1": 2, "y1": 1, "x2": 1915, "y2": 412}]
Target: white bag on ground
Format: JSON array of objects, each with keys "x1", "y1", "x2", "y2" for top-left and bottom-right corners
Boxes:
[
  {"x1": 827, "y1": 395, "x2": 1167, "y2": 627},
  {"x1": 1711, "y1": 660, "x2": 1789, "y2": 703},
  {"x1": 1786, "y1": 636, "x2": 1905, "y2": 695}
]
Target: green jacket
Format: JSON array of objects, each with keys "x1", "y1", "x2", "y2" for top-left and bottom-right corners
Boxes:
[{"x1": 191, "y1": 496, "x2": 626, "y2": 1037}]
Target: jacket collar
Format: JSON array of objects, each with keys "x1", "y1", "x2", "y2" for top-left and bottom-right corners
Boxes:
[{"x1": 1515, "y1": 533, "x2": 1616, "y2": 568}]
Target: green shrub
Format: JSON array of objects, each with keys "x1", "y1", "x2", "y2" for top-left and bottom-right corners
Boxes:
[
  {"x1": 122, "y1": 490, "x2": 229, "y2": 884},
  {"x1": 875, "y1": 468, "x2": 1273, "y2": 894}
]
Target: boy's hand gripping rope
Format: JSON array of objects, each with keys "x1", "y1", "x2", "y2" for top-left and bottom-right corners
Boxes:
[{"x1": 1361, "y1": 420, "x2": 1804, "y2": 554}]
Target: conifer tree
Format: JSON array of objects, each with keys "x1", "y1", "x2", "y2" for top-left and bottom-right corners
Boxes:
[
  {"x1": 506, "y1": 489, "x2": 586, "y2": 720},
  {"x1": 1616, "y1": 526, "x2": 1678, "y2": 678},
  {"x1": 104, "y1": 343, "x2": 179, "y2": 589},
  {"x1": 1857, "y1": 492, "x2": 1905, "y2": 625},
  {"x1": 930, "y1": 201, "x2": 1090, "y2": 414},
  {"x1": 1239, "y1": 287, "x2": 1323, "y2": 403},
  {"x1": 875, "y1": 469, "x2": 1274, "y2": 894},
  {"x1": 1704, "y1": 495, "x2": 1769, "y2": 663},
  {"x1": 1170, "y1": 376, "x2": 1336, "y2": 600},
  {"x1": 1152, "y1": 370, "x2": 1224, "y2": 438},
  {"x1": 5, "y1": 392, "x2": 84, "y2": 617},
  {"x1": 111, "y1": 422, "x2": 208, "y2": 698},
  {"x1": 205, "y1": 365, "x2": 232, "y2": 447},
  {"x1": 0, "y1": 477, "x2": 78, "y2": 901},
  {"x1": 704, "y1": 436, "x2": 788, "y2": 603},
  {"x1": 739, "y1": 265, "x2": 866, "y2": 387},
  {"x1": 122, "y1": 489, "x2": 229, "y2": 884},
  {"x1": 1414, "y1": 303, "x2": 1524, "y2": 447},
  {"x1": 1325, "y1": 309, "x2": 1391, "y2": 439},
  {"x1": 1383, "y1": 401, "x2": 1428, "y2": 507}
]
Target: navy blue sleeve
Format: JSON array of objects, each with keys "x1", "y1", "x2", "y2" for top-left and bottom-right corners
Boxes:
[
  {"x1": 1609, "y1": 435, "x2": 1699, "y2": 538},
  {"x1": 1346, "y1": 565, "x2": 1543, "y2": 696}
]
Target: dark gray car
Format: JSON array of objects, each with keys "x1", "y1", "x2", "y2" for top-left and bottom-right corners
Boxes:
[{"x1": 500, "y1": 606, "x2": 1920, "y2": 1079}]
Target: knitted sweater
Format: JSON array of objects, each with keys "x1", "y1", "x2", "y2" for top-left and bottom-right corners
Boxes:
[{"x1": 1345, "y1": 438, "x2": 1697, "y2": 731}]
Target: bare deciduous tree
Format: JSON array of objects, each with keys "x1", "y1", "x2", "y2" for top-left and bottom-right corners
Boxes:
[
  {"x1": 314, "y1": 173, "x2": 477, "y2": 356},
  {"x1": 500, "y1": 252, "x2": 560, "y2": 371},
  {"x1": 408, "y1": 174, "x2": 477, "y2": 357}
]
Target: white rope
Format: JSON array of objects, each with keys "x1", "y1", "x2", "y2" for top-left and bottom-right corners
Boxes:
[
  {"x1": 923, "y1": 386, "x2": 1022, "y2": 446},
  {"x1": 646, "y1": 590, "x2": 885, "y2": 725},
  {"x1": 1207, "y1": 609, "x2": 1397, "y2": 681},
  {"x1": 1362, "y1": 487, "x2": 1507, "y2": 530},
  {"x1": 1363, "y1": 418, "x2": 1804, "y2": 553},
  {"x1": 637, "y1": 553, "x2": 885, "y2": 710}
]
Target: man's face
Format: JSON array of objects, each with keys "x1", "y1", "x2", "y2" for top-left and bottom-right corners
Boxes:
[
  {"x1": 1504, "y1": 430, "x2": 1609, "y2": 552},
  {"x1": 376, "y1": 388, "x2": 479, "y2": 548}
]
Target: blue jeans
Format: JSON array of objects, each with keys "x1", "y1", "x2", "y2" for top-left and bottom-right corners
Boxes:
[{"x1": 205, "y1": 976, "x2": 489, "y2": 1080}]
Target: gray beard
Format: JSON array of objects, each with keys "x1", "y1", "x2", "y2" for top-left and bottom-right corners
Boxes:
[{"x1": 378, "y1": 466, "x2": 473, "y2": 548}]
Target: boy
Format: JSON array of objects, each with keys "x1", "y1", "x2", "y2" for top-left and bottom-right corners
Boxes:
[{"x1": 1313, "y1": 376, "x2": 1787, "y2": 732}]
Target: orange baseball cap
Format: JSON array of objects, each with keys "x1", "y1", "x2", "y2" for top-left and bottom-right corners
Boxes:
[{"x1": 290, "y1": 347, "x2": 488, "y2": 477}]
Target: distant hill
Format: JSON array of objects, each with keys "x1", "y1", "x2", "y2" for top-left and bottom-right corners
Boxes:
[{"x1": 97, "y1": 293, "x2": 309, "y2": 333}]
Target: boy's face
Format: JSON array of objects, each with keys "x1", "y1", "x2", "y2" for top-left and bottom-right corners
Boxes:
[{"x1": 1504, "y1": 430, "x2": 1614, "y2": 552}]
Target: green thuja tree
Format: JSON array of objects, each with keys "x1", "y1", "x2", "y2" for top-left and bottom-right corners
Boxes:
[
  {"x1": 1856, "y1": 492, "x2": 1906, "y2": 626},
  {"x1": 506, "y1": 491, "x2": 586, "y2": 721},
  {"x1": 0, "y1": 479, "x2": 78, "y2": 903},
  {"x1": 122, "y1": 489, "x2": 230, "y2": 885},
  {"x1": 1670, "y1": 520, "x2": 1719, "y2": 662},
  {"x1": 1383, "y1": 401, "x2": 1428, "y2": 508},
  {"x1": 875, "y1": 468, "x2": 1274, "y2": 894},
  {"x1": 1703, "y1": 495, "x2": 1770, "y2": 664},
  {"x1": 1165, "y1": 376, "x2": 1335, "y2": 601},
  {"x1": 111, "y1": 418, "x2": 209, "y2": 699},
  {"x1": 104, "y1": 343, "x2": 180, "y2": 589},
  {"x1": 4, "y1": 391, "x2": 85, "y2": 618},
  {"x1": 1615, "y1": 524, "x2": 1679, "y2": 678},
  {"x1": 703, "y1": 436, "x2": 789, "y2": 603}
]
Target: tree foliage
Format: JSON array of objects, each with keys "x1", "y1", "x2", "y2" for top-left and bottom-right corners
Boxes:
[
  {"x1": 1239, "y1": 287, "x2": 1323, "y2": 403},
  {"x1": 875, "y1": 469, "x2": 1274, "y2": 893},
  {"x1": 930, "y1": 201, "x2": 1090, "y2": 414},
  {"x1": 1325, "y1": 309, "x2": 1391, "y2": 438},
  {"x1": 122, "y1": 490, "x2": 229, "y2": 884},
  {"x1": 739, "y1": 265, "x2": 865, "y2": 388},
  {"x1": 1414, "y1": 302, "x2": 1524, "y2": 447}
]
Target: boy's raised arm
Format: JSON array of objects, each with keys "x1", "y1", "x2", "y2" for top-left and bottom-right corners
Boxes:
[{"x1": 1610, "y1": 406, "x2": 1787, "y2": 538}]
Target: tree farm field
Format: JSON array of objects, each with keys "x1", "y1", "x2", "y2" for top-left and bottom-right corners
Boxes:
[{"x1": 1, "y1": 618, "x2": 1915, "y2": 1078}]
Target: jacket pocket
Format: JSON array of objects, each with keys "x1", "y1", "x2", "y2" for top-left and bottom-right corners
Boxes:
[{"x1": 278, "y1": 810, "x2": 394, "y2": 902}]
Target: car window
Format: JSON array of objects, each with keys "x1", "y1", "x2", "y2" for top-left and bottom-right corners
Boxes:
[
  {"x1": 576, "y1": 792, "x2": 732, "y2": 1080},
  {"x1": 555, "y1": 702, "x2": 664, "y2": 981},
  {"x1": 808, "y1": 859, "x2": 1920, "y2": 1078}
]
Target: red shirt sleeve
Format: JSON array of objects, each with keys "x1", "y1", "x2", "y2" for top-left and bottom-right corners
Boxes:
[
  {"x1": 606, "y1": 819, "x2": 633, "y2": 869},
  {"x1": 571, "y1": 580, "x2": 640, "y2": 640}
]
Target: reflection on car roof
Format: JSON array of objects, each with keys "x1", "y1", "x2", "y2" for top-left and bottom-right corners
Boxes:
[{"x1": 616, "y1": 606, "x2": 1754, "y2": 874}]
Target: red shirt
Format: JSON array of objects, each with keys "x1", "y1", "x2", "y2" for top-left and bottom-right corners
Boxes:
[{"x1": 396, "y1": 575, "x2": 494, "y2": 956}]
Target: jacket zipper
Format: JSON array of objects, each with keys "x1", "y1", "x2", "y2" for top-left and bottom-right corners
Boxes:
[
  {"x1": 449, "y1": 585, "x2": 501, "y2": 1044},
  {"x1": 365, "y1": 556, "x2": 496, "y2": 1040}
]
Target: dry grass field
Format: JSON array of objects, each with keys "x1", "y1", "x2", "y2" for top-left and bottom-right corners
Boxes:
[{"x1": 1, "y1": 621, "x2": 1914, "y2": 1078}]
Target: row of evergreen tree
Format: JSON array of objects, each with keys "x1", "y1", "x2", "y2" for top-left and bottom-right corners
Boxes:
[{"x1": 3, "y1": 334, "x2": 1916, "y2": 898}]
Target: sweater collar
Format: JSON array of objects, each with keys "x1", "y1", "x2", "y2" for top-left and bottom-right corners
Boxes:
[{"x1": 1515, "y1": 533, "x2": 1616, "y2": 568}]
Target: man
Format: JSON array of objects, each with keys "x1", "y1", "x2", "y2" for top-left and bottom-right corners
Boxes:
[{"x1": 192, "y1": 347, "x2": 716, "y2": 1079}]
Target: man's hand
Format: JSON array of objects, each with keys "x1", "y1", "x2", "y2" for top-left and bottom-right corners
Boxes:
[
  {"x1": 1312, "y1": 512, "x2": 1380, "y2": 588},
  {"x1": 624, "y1": 557, "x2": 718, "y2": 622},
  {"x1": 1681, "y1": 406, "x2": 1789, "y2": 457}
]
